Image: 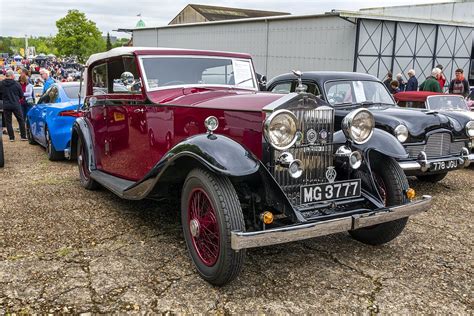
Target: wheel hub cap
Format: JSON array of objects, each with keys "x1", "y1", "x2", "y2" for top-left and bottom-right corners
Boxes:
[{"x1": 189, "y1": 219, "x2": 200, "y2": 237}]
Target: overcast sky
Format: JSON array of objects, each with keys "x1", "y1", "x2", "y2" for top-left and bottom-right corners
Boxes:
[{"x1": 1, "y1": 0, "x2": 448, "y2": 38}]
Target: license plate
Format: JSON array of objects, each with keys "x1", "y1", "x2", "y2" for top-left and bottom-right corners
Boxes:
[
  {"x1": 300, "y1": 179, "x2": 361, "y2": 204},
  {"x1": 430, "y1": 159, "x2": 458, "y2": 171}
]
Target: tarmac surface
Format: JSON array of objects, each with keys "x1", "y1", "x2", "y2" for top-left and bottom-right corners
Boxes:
[{"x1": 0, "y1": 134, "x2": 473, "y2": 313}]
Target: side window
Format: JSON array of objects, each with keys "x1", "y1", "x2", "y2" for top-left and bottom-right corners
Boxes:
[
  {"x1": 270, "y1": 82, "x2": 292, "y2": 94},
  {"x1": 108, "y1": 57, "x2": 142, "y2": 94},
  {"x1": 91, "y1": 63, "x2": 107, "y2": 95},
  {"x1": 38, "y1": 87, "x2": 52, "y2": 104},
  {"x1": 303, "y1": 83, "x2": 320, "y2": 96},
  {"x1": 49, "y1": 86, "x2": 59, "y2": 103}
]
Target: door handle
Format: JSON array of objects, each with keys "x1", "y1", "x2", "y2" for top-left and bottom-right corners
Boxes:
[{"x1": 133, "y1": 108, "x2": 145, "y2": 113}]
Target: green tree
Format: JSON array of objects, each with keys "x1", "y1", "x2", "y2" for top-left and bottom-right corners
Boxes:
[
  {"x1": 106, "y1": 32, "x2": 112, "y2": 51},
  {"x1": 54, "y1": 10, "x2": 105, "y2": 62}
]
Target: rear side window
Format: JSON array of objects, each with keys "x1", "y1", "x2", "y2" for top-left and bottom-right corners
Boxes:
[
  {"x1": 270, "y1": 82, "x2": 291, "y2": 94},
  {"x1": 91, "y1": 63, "x2": 107, "y2": 95}
]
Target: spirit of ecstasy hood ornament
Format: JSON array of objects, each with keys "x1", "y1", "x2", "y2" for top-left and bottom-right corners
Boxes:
[{"x1": 292, "y1": 70, "x2": 306, "y2": 94}]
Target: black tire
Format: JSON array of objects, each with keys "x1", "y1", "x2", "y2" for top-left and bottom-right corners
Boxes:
[
  {"x1": 0, "y1": 132, "x2": 4, "y2": 168},
  {"x1": 349, "y1": 154, "x2": 409, "y2": 245},
  {"x1": 77, "y1": 136, "x2": 99, "y2": 190},
  {"x1": 416, "y1": 172, "x2": 448, "y2": 183},
  {"x1": 181, "y1": 169, "x2": 245, "y2": 286},
  {"x1": 45, "y1": 127, "x2": 63, "y2": 161},
  {"x1": 26, "y1": 121, "x2": 37, "y2": 145}
]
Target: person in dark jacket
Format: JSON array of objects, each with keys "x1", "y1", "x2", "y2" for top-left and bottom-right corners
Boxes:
[
  {"x1": 419, "y1": 68, "x2": 442, "y2": 93},
  {"x1": 448, "y1": 68, "x2": 470, "y2": 97},
  {"x1": 405, "y1": 69, "x2": 418, "y2": 91},
  {"x1": 383, "y1": 72, "x2": 393, "y2": 90},
  {"x1": 0, "y1": 70, "x2": 27, "y2": 141},
  {"x1": 0, "y1": 74, "x2": 5, "y2": 135},
  {"x1": 389, "y1": 80, "x2": 401, "y2": 94}
]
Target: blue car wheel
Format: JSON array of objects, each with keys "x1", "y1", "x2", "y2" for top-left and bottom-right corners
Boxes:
[{"x1": 45, "y1": 127, "x2": 63, "y2": 161}]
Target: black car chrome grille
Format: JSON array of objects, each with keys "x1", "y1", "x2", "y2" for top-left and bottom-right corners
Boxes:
[
  {"x1": 271, "y1": 106, "x2": 335, "y2": 205},
  {"x1": 405, "y1": 133, "x2": 465, "y2": 158}
]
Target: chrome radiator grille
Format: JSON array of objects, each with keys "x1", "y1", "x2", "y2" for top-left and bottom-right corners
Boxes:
[
  {"x1": 406, "y1": 133, "x2": 465, "y2": 158},
  {"x1": 271, "y1": 106, "x2": 335, "y2": 206}
]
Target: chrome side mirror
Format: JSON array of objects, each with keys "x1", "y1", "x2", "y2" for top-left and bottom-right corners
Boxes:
[{"x1": 120, "y1": 71, "x2": 135, "y2": 85}]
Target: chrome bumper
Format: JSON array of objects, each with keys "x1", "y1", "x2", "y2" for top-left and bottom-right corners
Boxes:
[
  {"x1": 399, "y1": 151, "x2": 473, "y2": 172},
  {"x1": 231, "y1": 195, "x2": 432, "y2": 250}
]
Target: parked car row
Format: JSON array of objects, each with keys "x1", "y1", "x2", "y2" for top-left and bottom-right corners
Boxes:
[
  {"x1": 23, "y1": 47, "x2": 473, "y2": 286},
  {"x1": 267, "y1": 72, "x2": 474, "y2": 183}
]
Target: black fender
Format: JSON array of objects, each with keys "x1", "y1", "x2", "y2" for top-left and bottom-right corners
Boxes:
[
  {"x1": 123, "y1": 133, "x2": 302, "y2": 222},
  {"x1": 333, "y1": 129, "x2": 408, "y2": 159},
  {"x1": 71, "y1": 118, "x2": 96, "y2": 171}
]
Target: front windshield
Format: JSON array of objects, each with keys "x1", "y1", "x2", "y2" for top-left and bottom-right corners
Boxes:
[
  {"x1": 427, "y1": 95, "x2": 469, "y2": 111},
  {"x1": 140, "y1": 56, "x2": 256, "y2": 90},
  {"x1": 324, "y1": 80, "x2": 395, "y2": 106}
]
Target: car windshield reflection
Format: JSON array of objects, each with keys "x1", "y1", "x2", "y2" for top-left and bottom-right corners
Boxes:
[
  {"x1": 427, "y1": 95, "x2": 469, "y2": 111},
  {"x1": 324, "y1": 80, "x2": 395, "y2": 106},
  {"x1": 140, "y1": 56, "x2": 257, "y2": 91}
]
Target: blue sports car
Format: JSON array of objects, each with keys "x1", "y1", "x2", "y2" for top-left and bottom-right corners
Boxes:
[{"x1": 26, "y1": 82, "x2": 82, "y2": 160}]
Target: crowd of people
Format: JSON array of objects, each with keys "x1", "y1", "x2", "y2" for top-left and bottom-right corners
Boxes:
[
  {"x1": 0, "y1": 55, "x2": 82, "y2": 141},
  {"x1": 383, "y1": 65, "x2": 470, "y2": 97},
  {"x1": 0, "y1": 63, "x2": 64, "y2": 141}
]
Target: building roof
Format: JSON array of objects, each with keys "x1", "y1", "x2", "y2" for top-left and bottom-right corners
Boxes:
[
  {"x1": 134, "y1": 2, "x2": 474, "y2": 31},
  {"x1": 187, "y1": 4, "x2": 289, "y2": 21},
  {"x1": 85, "y1": 47, "x2": 252, "y2": 66}
]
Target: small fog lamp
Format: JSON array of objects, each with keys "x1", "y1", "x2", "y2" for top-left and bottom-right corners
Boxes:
[
  {"x1": 260, "y1": 211, "x2": 274, "y2": 225},
  {"x1": 406, "y1": 188, "x2": 416, "y2": 200},
  {"x1": 204, "y1": 116, "x2": 219, "y2": 133},
  {"x1": 288, "y1": 159, "x2": 303, "y2": 178},
  {"x1": 349, "y1": 151, "x2": 362, "y2": 169}
]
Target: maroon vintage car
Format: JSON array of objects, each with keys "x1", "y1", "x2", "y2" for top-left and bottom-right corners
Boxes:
[{"x1": 71, "y1": 47, "x2": 431, "y2": 285}]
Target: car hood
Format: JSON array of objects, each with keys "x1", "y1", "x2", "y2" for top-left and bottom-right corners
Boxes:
[
  {"x1": 147, "y1": 87, "x2": 284, "y2": 112},
  {"x1": 438, "y1": 109, "x2": 474, "y2": 123},
  {"x1": 336, "y1": 105, "x2": 454, "y2": 138}
]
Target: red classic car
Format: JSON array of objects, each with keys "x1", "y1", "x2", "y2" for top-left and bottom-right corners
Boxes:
[{"x1": 71, "y1": 47, "x2": 431, "y2": 285}]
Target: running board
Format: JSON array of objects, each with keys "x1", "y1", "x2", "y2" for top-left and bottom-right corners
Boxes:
[{"x1": 90, "y1": 170, "x2": 135, "y2": 198}]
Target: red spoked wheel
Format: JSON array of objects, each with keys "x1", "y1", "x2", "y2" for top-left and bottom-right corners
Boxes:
[
  {"x1": 188, "y1": 188, "x2": 220, "y2": 267},
  {"x1": 181, "y1": 169, "x2": 245, "y2": 286}
]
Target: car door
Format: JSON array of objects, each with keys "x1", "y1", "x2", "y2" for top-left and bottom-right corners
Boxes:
[
  {"x1": 84, "y1": 62, "x2": 108, "y2": 171},
  {"x1": 100, "y1": 56, "x2": 150, "y2": 181},
  {"x1": 32, "y1": 86, "x2": 59, "y2": 145}
]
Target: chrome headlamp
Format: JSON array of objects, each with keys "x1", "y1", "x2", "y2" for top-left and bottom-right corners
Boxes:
[
  {"x1": 264, "y1": 110, "x2": 298, "y2": 150},
  {"x1": 466, "y1": 121, "x2": 474, "y2": 138},
  {"x1": 394, "y1": 124, "x2": 409, "y2": 143},
  {"x1": 342, "y1": 108, "x2": 375, "y2": 144}
]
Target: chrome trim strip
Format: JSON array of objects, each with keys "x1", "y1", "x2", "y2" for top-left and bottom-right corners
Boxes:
[{"x1": 231, "y1": 195, "x2": 432, "y2": 250}]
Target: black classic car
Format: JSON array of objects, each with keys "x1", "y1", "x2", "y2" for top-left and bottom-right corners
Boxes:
[
  {"x1": 72, "y1": 48, "x2": 431, "y2": 285},
  {"x1": 267, "y1": 72, "x2": 474, "y2": 182}
]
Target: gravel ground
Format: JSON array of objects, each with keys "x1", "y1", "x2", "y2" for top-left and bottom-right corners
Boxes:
[{"x1": 0, "y1": 133, "x2": 473, "y2": 314}]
